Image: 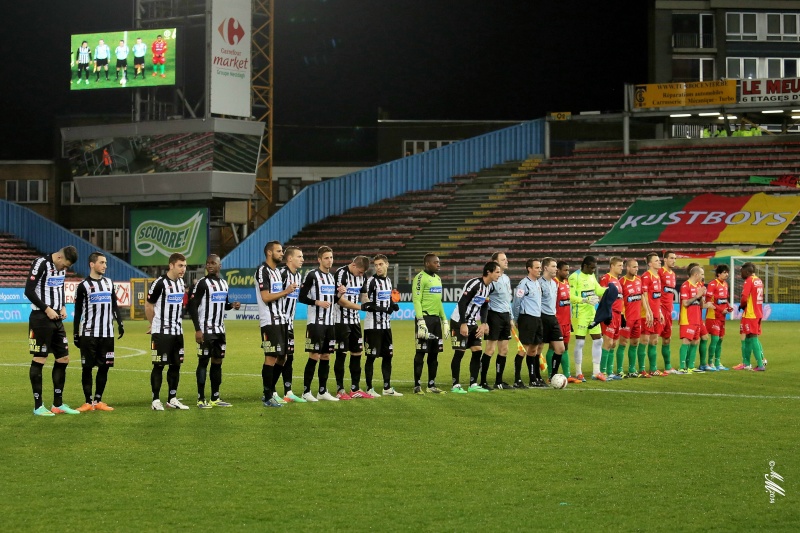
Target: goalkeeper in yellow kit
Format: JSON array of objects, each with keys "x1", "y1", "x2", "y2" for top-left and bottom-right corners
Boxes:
[
  {"x1": 411, "y1": 253, "x2": 449, "y2": 395},
  {"x1": 568, "y1": 255, "x2": 606, "y2": 381}
]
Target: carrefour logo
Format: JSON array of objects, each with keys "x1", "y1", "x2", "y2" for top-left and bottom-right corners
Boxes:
[{"x1": 218, "y1": 17, "x2": 245, "y2": 45}]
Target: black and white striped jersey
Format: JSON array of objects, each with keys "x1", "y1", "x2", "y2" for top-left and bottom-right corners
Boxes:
[
  {"x1": 147, "y1": 275, "x2": 185, "y2": 335},
  {"x1": 299, "y1": 268, "x2": 338, "y2": 326},
  {"x1": 254, "y1": 262, "x2": 288, "y2": 326},
  {"x1": 280, "y1": 266, "x2": 302, "y2": 331},
  {"x1": 333, "y1": 265, "x2": 364, "y2": 325},
  {"x1": 189, "y1": 274, "x2": 231, "y2": 335},
  {"x1": 450, "y1": 277, "x2": 490, "y2": 326},
  {"x1": 362, "y1": 275, "x2": 392, "y2": 330},
  {"x1": 74, "y1": 276, "x2": 118, "y2": 338},
  {"x1": 25, "y1": 255, "x2": 67, "y2": 312}
]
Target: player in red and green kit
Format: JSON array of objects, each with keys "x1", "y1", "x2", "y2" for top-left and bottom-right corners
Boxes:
[
  {"x1": 658, "y1": 251, "x2": 678, "y2": 374},
  {"x1": 598, "y1": 257, "x2": 624, "y2": 381},
  {"x1": 547, "y1": 261, "x2": 576, "y2": 382},
  {"x1": 705, "y1": 264, "x2": 733, "y2": 371},
  {"x1": 736, "y1": 262, "x2": 765, "y2": 371},
  {"x1": 641, "y1": 252, "x2": 666, "y2": 376},
  {"x1": 618, "y1": 259, "x2": 644, "y2": 377},
  {"x1": 677, "y1": 266, "x2": 706, "y2": 373}
]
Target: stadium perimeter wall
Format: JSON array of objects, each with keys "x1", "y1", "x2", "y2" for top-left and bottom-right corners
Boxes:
[{"x1": 222, "y1": 119, "x2": 546, "y2": 269}]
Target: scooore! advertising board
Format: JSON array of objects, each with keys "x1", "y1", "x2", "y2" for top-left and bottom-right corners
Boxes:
[{"x1": 130, "y1": 208, "x2": 208, "y2": 266}]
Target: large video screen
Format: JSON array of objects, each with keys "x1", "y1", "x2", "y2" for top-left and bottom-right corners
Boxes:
[{"x1": 70, "y1": 28, "x2": 177, "y2": 90}]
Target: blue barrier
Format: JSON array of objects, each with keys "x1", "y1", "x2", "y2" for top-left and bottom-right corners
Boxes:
[
  {"x1": 222, "y1": 119, "x2": 545, "y2": 269},
  {"x1": 0, "y1": 199, "x2": 147, "y2": 280}
]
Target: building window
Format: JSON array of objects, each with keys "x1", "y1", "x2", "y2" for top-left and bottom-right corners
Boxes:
[
  {"x1": 402, "y1": 140, "x2": 458, "y2": 157},
  {"x1": 60, "y1": 182, "x2": 81, "y2": 205},
  {"x1": 72, "y1": 228, "x2": 129, "y2": 253},
  {"x1": 672, "y1": 13, "x2": 714, "y2": 48},
  {"x1": 727, "y1": 12, "x2": 758, "y2": 41},
  {"x1": 672, "y1": 58, "x2": 714, "y2": 82},
  {"x1": 5, "y1": 180, "x2": 48, "y2": 204},
  {"x1": 767, "y1": 13, "x2": 800, "y2": 41},
  {"x1": 727, "y1": 57, "x2": 759, "y2": 79},
  {"x1": 277, "y1": 177, "x2": 302, "y2": 203},
  {"x1": 767, "y1": 58, "x2": 799, "y2": 78}
]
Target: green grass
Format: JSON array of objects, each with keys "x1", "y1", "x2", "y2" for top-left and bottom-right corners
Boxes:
[{"x1": 1, "y1": 320, "x2": 797, "y2": 531}]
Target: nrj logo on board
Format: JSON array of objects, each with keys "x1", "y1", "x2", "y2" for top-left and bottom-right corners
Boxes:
[{"x1": 134, "y1": 211, "x2": 203, "y2": 258}]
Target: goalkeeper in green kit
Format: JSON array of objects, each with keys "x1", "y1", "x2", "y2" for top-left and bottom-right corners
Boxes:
[{"x1": 412, "y1": 253, "x2": 449, "y2": 394}]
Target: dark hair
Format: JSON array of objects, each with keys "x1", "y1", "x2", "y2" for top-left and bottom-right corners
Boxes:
[
  {"x1": 686, "y1": 262, "x2": 699, "y2": 275},
  {"x1": 62, "y1": 246, "x2": 78, "y2": 264},
  {"x1": 88, "y1": 251, "x2": 105, "y2": 264},
  {"x1": 284, "y1": 246, "x2": 301, "y2": 258},
  {"x1": 525, "y1": 258, "x2": 540, "y2": 270},
  {"x1": 541, "y1": 257, "x2": 556, "y2": 268},
  {"x1": 423, "y1": 253, "x2": 438, "y2": 265},
  {"x1": 556, "y1": 260, "x2": 569, "y2": 270},
  {"x1": 206, "y1": 254, "x2": 220, "y2": 263},
  {"x1": 581, "y1": 255, "x2": 596, "y2": 268},
  {"x1": 264, "y1": 240, "x2": 281, "y2": 257},
  {"x1": 646, "y1": 252, "x2": 659, "y2": 265},
  {"x1": 352, "y1": 255, "x2": 370, "y2": 270},
  {"x1": 482, "y1": 261, "x2": 500, "y2": 277},
  {"x1": 169, "y1": 252, "x2": 186, "y2": 265},
  {"x1": 317, "y1": 246, "x2": 332, "y2": 258},
  {"x1": 373, "y1": 254, "x2": 388, "y2": 263},
  {"x1": 715, "y1": 264, "x2": 729, "y2": 276},
  {"x1": 663, "y1": 251, "x2": 676, "y2": 260},
  {"x1": 741, "y1": 262, "x2": 756, "y2": 276}
]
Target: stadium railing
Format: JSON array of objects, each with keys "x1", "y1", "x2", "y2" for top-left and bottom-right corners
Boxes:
[
  {"x1": 0, "y1": 199, "x2": 147, "y2": 281},
  {"x1": 222, "y1": 119, "x2": 545, "y2": 269}
]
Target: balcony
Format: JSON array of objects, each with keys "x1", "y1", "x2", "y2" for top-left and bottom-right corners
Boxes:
[{"x1": 672, "y1": 33, "x2": 715, "y2": 49}]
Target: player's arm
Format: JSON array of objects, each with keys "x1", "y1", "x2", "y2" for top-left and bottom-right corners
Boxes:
[
  {"x1": 511, "y1": 280, "x2": 525, "y2": 322},
  {"x1": 188, "y1": 281, "x2": 205, "y2": 332},
  {"x1": 457, "y1": 281, "x2": 479, "y2": 325},
  {"x1": 298, "y1": 272, "x2": 318, "y2": 306},
  {"x1": 73, "y1": 283, "x2": 86, "y2": 339},
  {"x1": 145, "y1": 279, "x2": 163, "y2": 324},
  {"x1": 411, "y1": 272, "x2": 425, "y2": 318},
  {"x1": 739, "y1": 277, "x2": 752, "y2": 310},
  {"x1": 333, "y1": 291, "x2": 362, "y2": 311},
  {"x1": 24, "y1": 259, "x2": 58, "y2": 319},
  {"x1": 111, "y1": 284, "x2": 124, "y2": 339},
  {"x1": 593, "y1": 276, "x2": 607, "y2": 297}
]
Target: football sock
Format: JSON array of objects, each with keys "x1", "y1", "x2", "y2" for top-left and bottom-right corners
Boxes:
[
  {"x1": 526, "y1": 354, "x2": 540, "y2": 382},
  {"x1": 637, "y1": 344, "x2": 647, "y2": 372},
  {"x1": 573, "y1": 338, "x2": 585, "y2": 376},
  {"x1": 708, "y1": 336, "x2": 720, "y2": 366},
  {"x1": 334, "y1": 350, "x2": 346, "y2": 392},
  {"x1": 81, "y1": 366, "x2": 94, "y2": 403},
  {"x1": 303, "y1": 358, "x2": 317, "y2": 394},
  {"x1": 318, "y1": 359, "x2": 330, "y2": 394},
  {"x1": 615, "y1": 344, "x2": 625, "y2": 374},
  {"x1": 365, "y1": 356, "x2": 375, "y2": 390},
  {"x1": 262, "y1": 364, "x2": 273, "y2": 399},
  {"x1": 52, "y1": 361, "x2": 67, "y2": 407},
  {"x1": 30, "y1": 361, "x2": 44, "y2": 409},
  {"x1": 381, "y1": 356, "x2": 392, "y2": 389},
  {"x1": 427, "y1": 350, "x2": 439, "y2": 385},
  {"x1": 413, "y1": 351, "x2": 424, "y2": 387},
  {"x1": 661, "y1": 343, "x2": 672, "y2": 370},
  {"x1": 95, "y1": 365, "x2": 109, "y2": 402},
  {"x1": 166, "y1": 364, "x2": 180, "y2": 401},
  {"x1": 715, "y1": 337, "x2": 723, "y2": 366},
  {"x1": 349, "y1": 354, "x2": 362, "y2": 391},
  {"x1": 479, "y1": 353, "x2": 490, "y2": 384},
  {"x1": 741, "y1": 339, "x2": 750, "y2": 366},
  {"x1": 514, "y1": 355, "x2": 523, "y2": 381},
  {"x1": 271, "y1": 363, "x2": 283, "y2": 390},
  {"x1": 209, "y1": 362, "x2": 221, "y2": 400},
  {"x1": 551, "y1": 352, "x2": 563, "y2": 376},
  {"x1": 451, "y1": 350, "x2": 465, "y2": 386},
  {"x1": 545, "y1": 349, "x2": 553, "y2": 376},
  {"x1": 468, "y1": 350, "x2": 481, "y2": 385},
  {"x1": 560, "y1": 350, "x2": 571, "y2": 377},
  {"x1": 679, "y1": 344, "x2": 689, "y2": 369},
  {"x1": 647, "y1": 344, "x2": 657, "y2": 372},
  {"x1": 627, "y1": 344, "x2": 637, "y2": 373},
  {"x1": 283, "y1": 353, "x2": 294, "y2": 394},
  {"x1": 699, "y1": 338, "x2": 709, "y2": 366},
  {"x1": 495, "y1": 354, "x2": 507, "y2": 384},
  {"x1": 755, "y1": 337, "x2": 765, "y2": 361},
  {"x1": 196, "y1": 357, "x2": 209, "y2": 401},
  {"x1": 687, "y1": 343, "x2": 698, "y2": 369},
  {"x1": 151, "y1": 365, "x2": 164, "y2": 400},
  {"x1": 752, "y1": 337, "x2": 764, "y2": 367},
  {"x1": 591, "y1": 339, "x2": 602, "y2": 375},
  {"x1": 599, "y1": 348, "x2": 610, "y2": 375}
]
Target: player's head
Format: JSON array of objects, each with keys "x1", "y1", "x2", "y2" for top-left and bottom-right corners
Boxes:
[
  {"x1": 373, "y1": 254, "x2": 389, "y2": 277},
  {"x1": 99, "y1": 39, "x2": 105, "y2": 45},
  {"x1": 168, "y1": 253, "x2": 187, "y2": 278},
  {"x1": 689, "y1": 265, "x2": 703, "y2": 281},
  {"x1": 541, "y1": 257, "x2": 556, "y2": 279},
  {"x1": 284, "y1": 246, "x2": 304, "y2": 271},
  {"x1": 317, "y1": 246, "x2": 333, "y2": 270},
  {"x1": 55, "y1": 246, "x2": 78, "y2": 270},
  {"x1": 88, "y1": 252, "x2": 107, "y2": 276},
  {"x1": 205, "y1": 254, "x2": 221, "y2": 276},
  {"x1": 264, "y1": 240, "x2": 283, "y2": 264},
  {"x1": 741, "y1": 262, "x2": 756, "y2": 279},
  {"x1": 350, "y1": 255, "x2": 370, "y2": 277},
  {"x1": 609, "y1": 256, "x2": 623, "y2": 276},
  {"x1": 715, "y1": 264, "x2": 729, "y2": 280},
  {"x1": 662, "y1": 251, "x2": 676, "y2": 269},
  {"x1": 580, "y1": 255, "x2": 596, "y2": 275},
  {"x1": 136, "y1": 37, "x2": 142, "y2": 43},
  {"x1": 81, "y1": 40, "x2": 88, "y2": 47},
  {"x1": 646, "y1": 252, "x2": 661, "y2": 270},
  {"x1": 625, "y1": 258, "x2": 639, "y2": 277},
  {"x1": 482, "y1": 261, "x2": 501, "y2": 283},
  {"x1": 156, "y1": 35, "x2": 163, "y2": 41},
  {"x1": 686, "y1": 262, "x2": 699, "y2": 276},
  {"x1": 423, "y1": 253, "x2": 440, "y2": 273},
  {"x1": 491, "y1": 252, "x2": 508, "y2": 270},
  {"x1": 526, "y1": 258, "x2": 542, "y2": 279},
  {"x1": 556, "y1": 260, "x2": 569, "y2": 281}
]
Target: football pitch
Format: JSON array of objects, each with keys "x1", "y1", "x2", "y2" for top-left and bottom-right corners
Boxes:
[{"x1": 0, "y1": 320, "x2": 796, "y2": 531}]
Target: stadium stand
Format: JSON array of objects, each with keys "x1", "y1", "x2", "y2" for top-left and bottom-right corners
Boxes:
[{"x1": 0, "y1": 233, "x2": 82, "y2": 287}]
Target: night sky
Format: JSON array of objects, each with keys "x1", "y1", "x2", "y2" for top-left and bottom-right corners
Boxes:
[{"x1": 0, "y1": 0, "x2": 649, "y2": 161}]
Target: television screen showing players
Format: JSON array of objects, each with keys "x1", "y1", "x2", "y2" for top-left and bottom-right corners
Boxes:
[{"x1": 70, "y1": 28, "x2": 177, "y2": 90}]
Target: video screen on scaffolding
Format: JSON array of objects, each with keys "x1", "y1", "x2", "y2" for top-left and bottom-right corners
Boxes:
[{"x1": 70, "y1": 28, "x2": 177, "y2": 90}]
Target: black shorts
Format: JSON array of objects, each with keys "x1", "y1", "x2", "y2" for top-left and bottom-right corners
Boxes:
[
  {"x1": 260, "y1": 325, "x2": 287, "y2": 357},
  {"x1": 450, "y1": 319, "x2": 482, "y2": 350},
  {"x1": 79, "y1": 336, "x2": 115, "y2": 368},
  {"x1": 151, "y1": 333, "x2": 184, "y2": 366},
  {"x1": 96, "y1": 58, "x2": 109, "y2": 67},
  {"x1": 287, "y1": 329, "x2": 295, "y2": 356},
  {"x1": 541, "y1": 314, "x2": 564, "y2": 343},
  {"x1": 197, "y1": 333, "x2": 226, "y2": 360},
  {"x1": 306, "y1": 324, "x2": 336, "y2": 354},
  {"x1": 335, "y1": 323, "x2": 363, "y2": 353},
  {"x1": 415, "y1": 315, "x2": 444, "y2": 353},
  {"x1": 486, "y1": 310, "x2": 512, "y2": 341},
  {"x1": 518, "y1": 314, "x2": 543, "y2": 346},
  {"x1": 364, "y1": 329, "x2": 393, "y2": 358},
  {"x1": 29, "y1": 311, "x2": 69, "y2": 358},
  {"x1": 134, "y1": 56, "x2": 145, "y2": 65}
]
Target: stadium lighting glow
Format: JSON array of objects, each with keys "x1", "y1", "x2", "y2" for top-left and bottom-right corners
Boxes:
[
  {"x1": 669, "y1": 113, "x2": 692, "y2": 117},
  {"x1": 718, "y1": 115, "x2": 737, "y2": 119},
  {"x1": 762, "y1": 110, "x2": 784, "y2": 114},
  {"x1": 698, "y1": 112, "x2": 720, "y2": 116},
  {"x1": 792, "y1": 115, "x2": 800, "y2": 119}
]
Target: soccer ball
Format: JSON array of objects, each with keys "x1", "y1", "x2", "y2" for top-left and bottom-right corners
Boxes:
[
  {"x1": 550, "y1": 374, "x2": 567, "y2": 389},
  {"x1": 120, "y1": 77, "x2": 127, "y2": 86}
]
